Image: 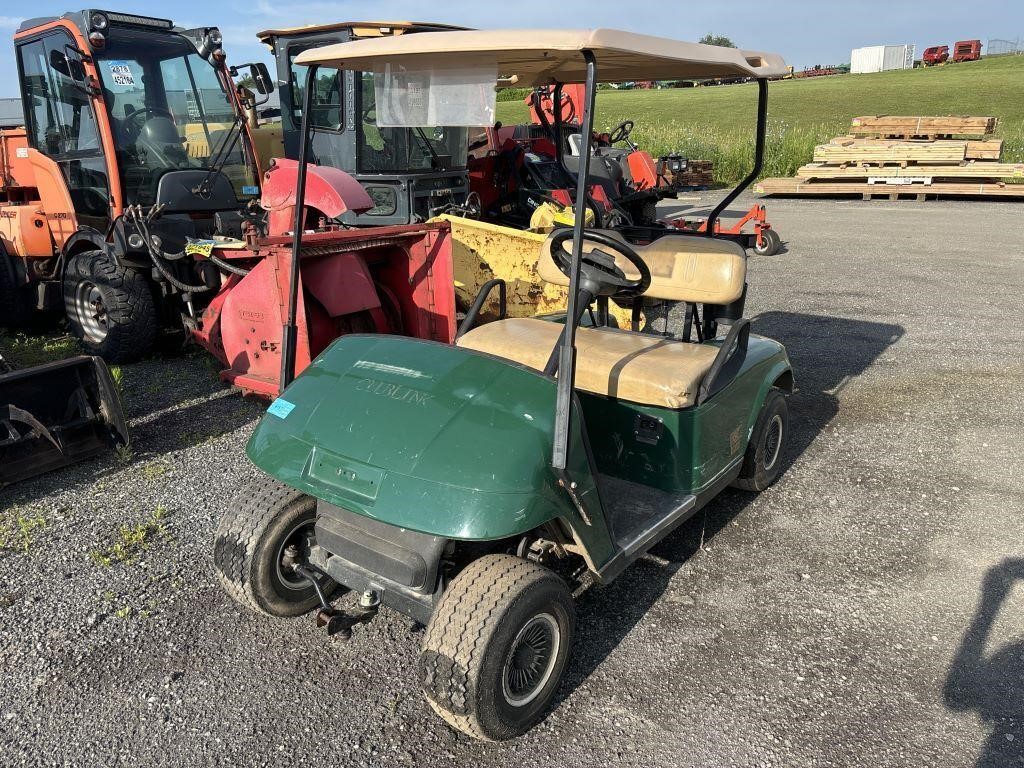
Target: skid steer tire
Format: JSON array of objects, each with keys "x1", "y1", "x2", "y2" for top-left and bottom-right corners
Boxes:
[
  {"x1": 64, "y1": 251, "x2": 156, "y2": 363},
  {"x1": 213, "y1": 475, "x2": 337, "y2": 618},
  {"x1": 420, "y1": 554, "x2": 574, "y2": 741},
  {"x1": 0, "y1": 250, "x2": 31, "y2": 328}
]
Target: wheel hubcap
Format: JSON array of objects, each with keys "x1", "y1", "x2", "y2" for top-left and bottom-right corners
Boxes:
[
  {"x1": 74, "y1": 281, "x2": 109, "y2": 343},
  {"x1": 274, "y1": 520, "x2": 316, "y2": 591},
  {"x1": 763, "y1": 414, "x2": 784, "y2": 471},
  {"x1": 502, "y1": 612, "x2": 560, "y2": 707}
]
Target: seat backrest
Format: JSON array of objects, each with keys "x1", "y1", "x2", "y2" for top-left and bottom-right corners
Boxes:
[{"x1": 538, "y1": 229, "x2": 746, "y2": 305}]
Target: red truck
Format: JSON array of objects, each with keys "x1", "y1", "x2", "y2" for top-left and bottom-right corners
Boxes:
[
  {"x1": 922, "y1": 45, "x2": 949, "y2": 66},
  {"x1": 952, "y1": 39, "x2": 982, "y2": 62}
]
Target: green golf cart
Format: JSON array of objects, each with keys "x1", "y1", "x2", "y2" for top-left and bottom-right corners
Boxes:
[{"x1": 214, "y1": 29, "x2": 792, "y2": 741}]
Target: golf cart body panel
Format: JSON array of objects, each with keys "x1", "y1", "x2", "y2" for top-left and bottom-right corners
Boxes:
[{"x1": 246, "y1": 334, "x2": 601, "y2": 541}]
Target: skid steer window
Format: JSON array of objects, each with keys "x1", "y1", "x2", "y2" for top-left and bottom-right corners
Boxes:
[{"x1": 357, "y1": 72, "x2": 469, "y2": 174}]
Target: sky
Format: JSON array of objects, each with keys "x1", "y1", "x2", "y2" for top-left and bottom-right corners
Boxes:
[{"x1": 1, "y1": 0, "x2": 1021, "y2": 97}]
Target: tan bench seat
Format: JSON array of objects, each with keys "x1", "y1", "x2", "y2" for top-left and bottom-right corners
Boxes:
[{"x1": 456, "y1": 317, "x2": 718, "y2": 409}]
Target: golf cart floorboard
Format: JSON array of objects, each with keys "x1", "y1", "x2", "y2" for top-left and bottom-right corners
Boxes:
[{"x1": 597, "y1": 474, "x2": 697, "y2": 558}]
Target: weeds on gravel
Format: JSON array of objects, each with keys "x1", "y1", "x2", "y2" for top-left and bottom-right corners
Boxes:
[
  {"x1": 114, "y1": 444, "x2": 134, "y2": 464},
  {"x1": 0, "y1": 506, "x2": 47, "y2": 555},
  {"x1": 0, "y1": 330, "x2": 78, "y2": 367},
  {"x1": 89, "y1": 506, "x2": 170, "y2": 567},
  {"x1": 140, "y1": 461, "x2": 169, "y2": 480},
  {"x1": 109, "y1": 365, "x2": 124, "y2": 395}
]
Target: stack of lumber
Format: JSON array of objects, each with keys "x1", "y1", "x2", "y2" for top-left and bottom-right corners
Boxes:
[
  {"x1": 660, "y1": 158, "x2": 714, "y2": 189},
  {"x1": 758, "y1": 116, "x2": 1024, "y2": 200}
]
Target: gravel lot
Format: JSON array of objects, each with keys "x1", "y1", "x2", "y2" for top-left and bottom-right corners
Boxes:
[{"x1": 2, "y1": 195, "x2": 1022, "y2": 767}]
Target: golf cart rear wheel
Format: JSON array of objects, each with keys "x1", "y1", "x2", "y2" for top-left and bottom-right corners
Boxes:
[
  {"x1": 64, "y1": 251, "x2": 156, "y2": 363},
  {"x1": 420, "y1": 554, "x2": 575, "y2": 741},
  {"x1": 733, "y1": 388, "x2": 789, "y2": 492},
  {"x1": 753, "y1": 228, "x2": 781, "y2": 257},
  {"x1": 213, "y1": 475, "x2": 336, "y2": 617}
]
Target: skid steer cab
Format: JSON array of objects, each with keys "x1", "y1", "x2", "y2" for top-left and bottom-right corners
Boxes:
[
  {"x1": 0, "y1": 9, "x2": 275, "y2": 362},
  {"x1": 256, "y1": 21, "x2": 477, "y2": 226},
  {"x1": 213, "y1": 28, "x2": 791, "y2": 742}
]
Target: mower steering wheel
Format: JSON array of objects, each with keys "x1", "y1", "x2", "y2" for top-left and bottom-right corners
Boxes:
[
  {"x1": 122, "y1": 106, "x2": 176, "y2": 141},
  {"x1": 548, "y1": 228, "x2": 651, "y2": 300},
  {"x1": 608, "y1": 120, "x2": 634, "y2": 145}
]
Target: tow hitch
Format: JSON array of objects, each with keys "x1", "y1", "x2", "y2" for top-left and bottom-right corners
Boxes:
[{"x1": 287, "y1": 551, "x2": 380, "y2": 639}]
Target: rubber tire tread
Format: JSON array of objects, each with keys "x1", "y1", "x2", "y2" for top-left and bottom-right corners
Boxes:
[
  {"x1": 213, "y1": 475, "x2": 333, "y2": 617},
  {"x1": 733, "y1": 388, "x2": 788, "y2": 492},
  {"x1": 0, "y1": 250, "x2": 31, "y2": 328},
  {"x1": 64, "y1": 251, "x2": 156, "y2": 363},
  {"x1": 420, "y1": 553, "x2": 574, "y2": 741}
]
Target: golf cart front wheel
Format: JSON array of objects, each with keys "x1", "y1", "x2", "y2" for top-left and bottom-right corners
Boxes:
[
  {"x1": 752, "y1": 228, "x2": 781, "y2": 256},
  {"x1": 213, "y1": 475, "x2": 336, "y2": 617},
  {"x1": 419, "y1": 554, "x2": 575, "y2": 741},
  {"x1": 733, "y1": 388, "x2": 789, "y2": 492}
]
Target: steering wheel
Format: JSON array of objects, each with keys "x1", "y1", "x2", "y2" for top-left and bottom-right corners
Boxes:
[
  {"x1": 122, "y1": 106, "x2": 176, "y2": 141},
  {"x1": 608, "y1": 120, "x2": 634, "y2": 145},
  {"x1": 548, "y1": 228, "x2": 651, "y2": 300}
]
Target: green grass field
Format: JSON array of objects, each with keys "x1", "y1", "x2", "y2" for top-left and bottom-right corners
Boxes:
[{"x1": 496, "y1": 56, "x2": 1024, "y2": 185}]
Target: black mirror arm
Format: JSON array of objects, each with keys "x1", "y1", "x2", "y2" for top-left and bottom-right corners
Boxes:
[{"x1": 697, "y1": 318, "x2": 751, "y2": 405}]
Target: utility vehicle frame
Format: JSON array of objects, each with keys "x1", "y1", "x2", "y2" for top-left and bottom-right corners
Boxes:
[{"x1": 214, "y1": 28, "x2": 791, "y2": 741}]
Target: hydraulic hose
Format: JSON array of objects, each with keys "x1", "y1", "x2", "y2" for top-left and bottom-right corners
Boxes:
[{"x1": 126, "y1": 207, "x2": 211, "y2": 293}]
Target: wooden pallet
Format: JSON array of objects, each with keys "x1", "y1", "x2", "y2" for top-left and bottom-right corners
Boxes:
[
  {"x1": 813, "y1": 143, "x2": 965, "y2": 164},
  {"x1": 756, "y1": 177, "x2": 1024, "y2": 200},
  {"x1": 850, "y1": 115, "x2": 997, "y2": 138},
  {"x1": 827, "y1": 136, "x2": 1003, "y2": 161},
  {"x1": 796, "y1": 162, "x2": 1024, "y2": 180}
]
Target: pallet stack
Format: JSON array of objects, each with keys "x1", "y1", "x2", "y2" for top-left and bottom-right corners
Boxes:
[
  {"x1": 659, "y1": 158, "x2": 714, "y2": 190},
  {"x1": 757, "y1": 116, "x2": 1024, "y2": 200}
]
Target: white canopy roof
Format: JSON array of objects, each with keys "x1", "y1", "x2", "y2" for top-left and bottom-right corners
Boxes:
[{"x1": 293, "y1": 28, "x2": 788, "y2": 84}]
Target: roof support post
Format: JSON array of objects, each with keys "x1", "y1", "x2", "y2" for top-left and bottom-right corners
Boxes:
[
  {"x1": 551, "y1": 50, "x2": 597, "y2": 471},
  {"x1": 279, "y1": 62, "x2": 319, "y2": 391},
  {"x1": 704, "y1": 77, "x2": 768, "y2": 236}
]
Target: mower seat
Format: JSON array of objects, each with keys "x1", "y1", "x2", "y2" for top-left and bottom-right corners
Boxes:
[
  {"x1": 456, "y1": 318, "x2": 718, "y2": 409},
  {"x1": 537, "y1": 229, "x2": 746, "y2": 304}
]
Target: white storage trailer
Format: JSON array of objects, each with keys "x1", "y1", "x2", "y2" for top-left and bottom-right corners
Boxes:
[{"x1": 850, "y1": 44, "x2": 915, "y2": 73}]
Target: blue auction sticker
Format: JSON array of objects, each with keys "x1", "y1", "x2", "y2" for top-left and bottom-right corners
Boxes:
[
  {"x1": 267, "y1": 398, "x2": 296, "y2": 419},
  {"x1": 242, "y1": 185, "x2": 260, "y2": 196}
]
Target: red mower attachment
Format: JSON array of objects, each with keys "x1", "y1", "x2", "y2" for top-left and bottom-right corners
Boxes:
[{"x1": 664, "y1": 202, "x2": 782, "y2": 256}]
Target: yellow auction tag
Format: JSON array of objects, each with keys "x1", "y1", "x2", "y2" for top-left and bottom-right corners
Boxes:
[{"x1": 185, "y1": 239, "x2": 216, "y2": 258}]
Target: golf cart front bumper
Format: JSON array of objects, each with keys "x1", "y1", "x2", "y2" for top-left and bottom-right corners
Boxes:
[{"x1": 311, "y1": 500, "x2": 447, "y2": 625}]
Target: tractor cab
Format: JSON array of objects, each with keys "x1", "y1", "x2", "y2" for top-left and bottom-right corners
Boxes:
[
  {"x1": 257, "y1": 21, "x2": 474, "y2": 225},
  {"x1": 5, "y1": 9, "x2": 274, "y2": 360},
  {"x1": 216, "y1": 28, "x2": 792, "y2": 742}
]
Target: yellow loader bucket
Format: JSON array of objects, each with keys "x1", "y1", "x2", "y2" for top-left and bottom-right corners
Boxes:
[{"x1": 436, "y1": 214, "x2": 630, "y2": 326}]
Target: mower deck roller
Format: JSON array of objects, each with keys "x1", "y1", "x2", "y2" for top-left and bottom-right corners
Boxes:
[{"x1": 0, "y1": 356, "x2": 128, "y2": 486}]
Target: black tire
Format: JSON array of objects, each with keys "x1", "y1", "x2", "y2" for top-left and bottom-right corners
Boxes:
[
  {"x1": 752, "y1": 228, "x2": 781, "y2": 257},
  {"x1": 733, "y1": 388, "x2": 789, "y2": 492},
  {"x1": 0, "y1": 250, "x2": 31, "y2": 328},
  {"x1": 63, "y1": 251, "x2": 156, "y2": 362},
  {"x1": 420, "y1": 554, "x2": 575, "y2": 741},
  {"x1": 213, "y1": 475, "x2": 336, "y2": 617}
]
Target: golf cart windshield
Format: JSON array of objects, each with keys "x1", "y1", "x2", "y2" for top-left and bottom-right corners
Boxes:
[
  {"x1": 95, "y1": 25, "x2": 258, "y2": 205},
  {"x1": 287, "y1": 55, "x2": 470, "y2": 173}
]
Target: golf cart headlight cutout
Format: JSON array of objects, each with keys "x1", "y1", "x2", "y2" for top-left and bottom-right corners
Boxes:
[
  {"x1": 89, "y1": 11, "x2": 108, "y2": 31},
  {"x1": 373, "y1": 61, "x2": 497, "y2": 127}
]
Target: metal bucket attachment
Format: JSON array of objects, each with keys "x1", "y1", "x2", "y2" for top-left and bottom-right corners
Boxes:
[{"x1": 0, "y1": 356, "x2": 129, "y2": 487}]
